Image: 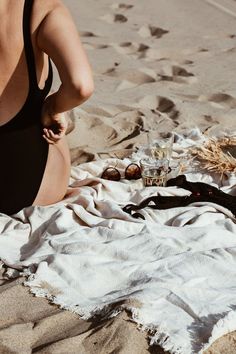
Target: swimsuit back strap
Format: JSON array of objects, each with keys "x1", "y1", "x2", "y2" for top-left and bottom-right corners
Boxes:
[
  {"x1": 43, "y1": 57, "x2": 53, "y2": 94},
  {"x1": 22, "y1": 0, "x2": 38, "y2": 89}
]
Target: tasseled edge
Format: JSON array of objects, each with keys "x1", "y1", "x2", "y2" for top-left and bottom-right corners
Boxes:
[{"x1": 23, "y1": 269, "x2": 236, "y2": 354}]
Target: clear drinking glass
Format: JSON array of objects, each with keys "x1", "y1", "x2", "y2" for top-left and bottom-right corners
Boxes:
[
  {"x1": 147, "y1": 131, "x2": 174, "y2": 160},
  {"x1": 140, "y1": 158, "x2": 170, "y2": 187}
]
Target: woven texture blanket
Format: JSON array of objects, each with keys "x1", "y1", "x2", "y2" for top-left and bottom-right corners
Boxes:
[{"x1": 1, "y1": 129, "x2": 236, "y2": 354}]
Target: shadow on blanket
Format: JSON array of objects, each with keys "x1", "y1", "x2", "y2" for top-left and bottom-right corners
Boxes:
[
  {"x1": 123, "y1": 175, "x2": 236, "y2": 220},
  {"x1": 188, "y1": 310, "x2": 229, "y2": 353}
]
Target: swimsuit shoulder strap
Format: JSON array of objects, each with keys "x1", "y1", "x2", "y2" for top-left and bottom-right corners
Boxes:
[{"x1": 22, "y1": 0, "x2": 38, "y2": 89}]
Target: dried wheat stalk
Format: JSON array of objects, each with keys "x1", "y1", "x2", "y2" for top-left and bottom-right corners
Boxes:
[{"x1": 189, "y1": 136, "x2": 236, "y2": 177}]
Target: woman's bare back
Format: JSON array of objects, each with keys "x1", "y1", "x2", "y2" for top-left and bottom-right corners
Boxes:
[
  {"x1": 0, "y1": 0, "x2": 50, "y2": 124},
  {"x1": 0, "y1": 0, "x2": 72, "y2": 207}
]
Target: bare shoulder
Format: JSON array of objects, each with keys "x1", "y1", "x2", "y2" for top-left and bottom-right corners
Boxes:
[
  {"x1": 32, "y1": 0, "x2": 70, "y2": 30},
  {"x1": 34, "y1": 0, "x2": 66, "y2": 13}
]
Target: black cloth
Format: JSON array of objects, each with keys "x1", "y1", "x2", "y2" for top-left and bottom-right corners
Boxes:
[
  {"x1": 123, "y1": 175, "x2": 236, "y2": 220},
  {"x1": 0, "y1": 0, "x2": 53, "y2": 215}
]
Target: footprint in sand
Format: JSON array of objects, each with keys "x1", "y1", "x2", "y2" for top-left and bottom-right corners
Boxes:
[
  {"x1": 158, "y1": 65, "x2": 197, "y2": 84},
  {"x1": 79, "y1": 31, "x2": 98, "y2": 38},
  {"x1": 180, "y1": 59, "x2": 194, "y2": 65},
  {"x1": 198, "y1": 93, "x2": 236, "y2": 109},
  {"x1": 138, "y1": 25, "x2": 169, "y2": 39},
  {"x1": 111, "y1": 41, "x2": 150, "y2": 59},
  {"x1": 113, "y1": 41, "x2": 140, "y2": 54},
  {"x1": 79, "y1": 31, "x2": 109, "y2": 50},
  {"x1": 70, "y1": 106, "x2": 148, "y2": 151},
  {"x1": 199, "y1": 48, "x2": 209, "y2": 53},
  {"x1": 70, "y1": 148, "x2": 95, "y2": 166},
  {"x1": 112, "y1": 41, "x2": 205, "y2": 62},
  {"x1": 100, "y1": 13, "x2": 128, "y2": 24},
  {"x1": 116, "y1": 76, "x2": 155, "y2": 91},
  {"x1": 103, "y1": 66, "x2": 157, "y2": 90},
  {"x1": 203, "y1": 115, "x2": 218, "y2": 124},
  {"x1": 88, "y1": 110, "x2": 146, "y2": 149},
  {"x1": 133, "y1": 95, "x2": 179, "y2": 121}
]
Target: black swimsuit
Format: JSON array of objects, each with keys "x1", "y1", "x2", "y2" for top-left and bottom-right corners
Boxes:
[{"x1": 0, "y1": 0, "x2": 53, "y2": 215}]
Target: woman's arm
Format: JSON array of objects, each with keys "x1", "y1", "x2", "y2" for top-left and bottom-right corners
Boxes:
[
  {"x1": 37, "y1": 0, "x2": 94, "y2": 113},
  {"x1": 36, "y1": 0, "x2": 94, "y2": 143}
]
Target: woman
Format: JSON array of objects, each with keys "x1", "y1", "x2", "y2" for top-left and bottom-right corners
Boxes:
[{"x1": 0, "y1": 0, "x2": 94, "y2": 215}]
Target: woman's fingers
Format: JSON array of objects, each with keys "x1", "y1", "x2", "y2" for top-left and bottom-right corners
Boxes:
[
  {"x1": 43, "y1": 134, "x2": 55, "y2": 144},
  {"x1": 43, "y1": 131, "x2": 58, "y2": 144},
  {"x1": 43, "y1": 128, "x2": 65, "y2": 144}
]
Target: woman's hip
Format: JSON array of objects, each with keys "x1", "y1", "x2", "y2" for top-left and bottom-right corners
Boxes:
[{"x1": 32, "y1": 136, "x2": 71, "y2": 206}]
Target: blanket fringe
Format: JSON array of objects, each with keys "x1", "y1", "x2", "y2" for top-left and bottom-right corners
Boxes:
[
  {"x1": 24, "y1": 273, "x2": 124, "y2": 320},
  {"x1": 150, "y1": 332, "x2": 184, "y2": 354},
  {"x1": 25, "y1": 273, "x2": 236, "y2": 354},
  {"x1": 14, "y1": 258, "x2": 236, "y2": 354},
  {"x1": 127, "y1": 306, "x2": 186, "y2": 354},
  {"x1": 24, "y1": 281, "x2": 92, "y2": 318},
  {"x1": 23, "y1": 274, "x2": 187, "y2": 354}
]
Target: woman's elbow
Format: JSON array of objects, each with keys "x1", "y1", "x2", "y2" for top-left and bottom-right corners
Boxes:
[
  {"x1": 80, "y1": 82, "x2": 94, "y2": 99},
  {"x1": 70, "y1": 79, "x2": 94, "y2": 101}
]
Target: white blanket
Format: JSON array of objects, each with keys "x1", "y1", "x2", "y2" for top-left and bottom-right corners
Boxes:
[{"x1": 1, "y1": 129, "x2": 236, "y2": 354}]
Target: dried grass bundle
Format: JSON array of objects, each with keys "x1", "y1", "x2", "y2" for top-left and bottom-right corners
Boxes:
[{"x1": 190, "y1": 136, "x2": 236, "y2": 177}]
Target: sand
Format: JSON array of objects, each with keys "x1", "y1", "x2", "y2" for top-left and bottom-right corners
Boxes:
[{"x1": 1, "y1": 0, "x2": 236, "y2": 352}]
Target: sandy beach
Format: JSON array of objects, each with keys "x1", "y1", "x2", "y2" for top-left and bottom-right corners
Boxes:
[
  {"x1": 62, "y1": 0, "x2": 236, "y2": 165},
  {"x1": 1, "y1": 0, "x2": 236, "y2": 353}
]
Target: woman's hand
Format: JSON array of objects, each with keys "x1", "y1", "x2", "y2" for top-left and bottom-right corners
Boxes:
[{"x1": 41, "y1": 98, "x2": 68, "y2": 144}]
